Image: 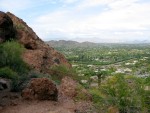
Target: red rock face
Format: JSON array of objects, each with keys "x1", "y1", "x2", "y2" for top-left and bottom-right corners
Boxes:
[
  {"x1": 0, "y1": 11, "x2": 71, "y2": 73},
  {"x1": 59, "y1": 76, "x2": 92, "y2": 101},
  {"x1": 0, "y1": 11, "x2": 16, "y2": 42},
  {"x1": 22, "y1": 78, "x2": 58, "y2": 100},
  {"x1": 59, "y1": 76, "x2": 77, "y2": 98}
]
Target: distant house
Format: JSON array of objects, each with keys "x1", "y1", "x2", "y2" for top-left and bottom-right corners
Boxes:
[
  {"x1": 78, "y1": 74, "x2": 85, "y2": 76},
  {"x1": 95, "y1": 58, "x2": 99, "y2": 61},
  {"x1": 137, "y1": 74, "x2": 149, "y2": 78},
  {"x1": 101, "y1": 69, "x2": 106, "y2": 71},
  {"x1": 144, "y1": 86, "x2": 150, "y2": 91},
  {"x1": 94, "y1": 69, "x2": 98, "y2": 73},
  {"x1": 72, "y1": 64, "x2": 78, "y2": 67},
  {"x1": 125, "y1": 63, "x2": 131, "y2": 65},
  {"x1": 87, "y1": 65, "x2": 93, "y2": 67},
  {"x1": 90, "y1": 76, "x2": 98, "y2": 81},
  {"x1": 81, "y1": 80, "x2": 88, "y2": 84},
  {"x1": 115, "y1": 69, "x2": 124, "y2": 74},
  {"x1": 124, "y1": 68, "x2": 132, "y2": 73},
  {"x1": 133, "y1": 60, "x2": 138, "y2": 63},
  {"x1": 143, "y1": 57, "x2": 148, "y2": 59},
  {"x1": 90, "y1": 83, "x2": 98, "y2": 87}
]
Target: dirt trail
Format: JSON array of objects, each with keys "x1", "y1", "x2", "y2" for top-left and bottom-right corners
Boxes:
[
  {"x1": 0, "y1": 92, "x2": 93, "y2": 113},
  {"x1": 1, "y1": 100, "x2": 74, "y2": 113},
  {"x1": 0, "y1": 90, "x2": 76, "y2": 113},
  {"x1": 0, "y1": 77, "x2": 94, "y2": 113}
]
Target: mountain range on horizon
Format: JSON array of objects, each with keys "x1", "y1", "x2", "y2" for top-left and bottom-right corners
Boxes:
[
  {"x1": 46, "y1": 40, "x2": 150, "y2": 49},
  {"x1": 46, "y1": 39, "x2": 150, "y2": 45}
]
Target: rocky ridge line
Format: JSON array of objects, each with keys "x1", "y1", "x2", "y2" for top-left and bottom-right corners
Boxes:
[{"x1": 0, "y1": 11, "x2": 71, "y2": 73}]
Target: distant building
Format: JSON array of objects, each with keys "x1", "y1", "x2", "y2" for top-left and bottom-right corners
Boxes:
[
  {"x1": 81, "y1": 80, "x2": 88, "y2": 84},
  {"x1": 90, "y1": 83, "x2": 98, "y2": 87},
  {"x1": 90, "y1": 76, "x2": 98, "y2": 81},
  {"x1": 124, "y1": 68, "x2": 132, "y2": 73},
  {"x1": 115, "y1": 69, "x2": 124, "y2": 74},
  {"x1": 144, "y1": 86, "x2": 150, "y2": 91},
  {"x1": 87, "y1": 65, "x2": 93, "y2": 67}
]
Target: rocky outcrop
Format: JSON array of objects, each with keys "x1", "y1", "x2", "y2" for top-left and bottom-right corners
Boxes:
[
  {"x1": 0, "y1": 11, "x2": 71, "y2": 73},
  {"x1": 0, "y1": 11, "x2": 15, "y2": 42},
  {"x1": 0, "y1": 78, "x2": 11, "y2": 91},
  {"x1": 59, "y1": 77, "x2": 92, "y2": 101},
  {"x1": 59, "y1": 76, "x2": 77, "y2": 98},
  {"x1": 6, "y1": 12, "x2": 40, "y2": 49},
  {"x1": 22, "y1": 78, "x2": 58, "y2": 100}
]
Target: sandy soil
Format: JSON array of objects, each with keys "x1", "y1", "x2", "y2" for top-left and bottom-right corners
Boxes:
[
  {"x1": 0, "y1": 91, "x2": 94, "y2": 113},
  {"x1": 0, "y1": 90, "x2": 76, "y2": 113},
  {"x1": 1, "y1": 100, "x2": 75, "y2": 113}
]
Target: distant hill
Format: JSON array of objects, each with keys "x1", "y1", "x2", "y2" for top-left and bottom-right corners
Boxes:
[
  {"x1": 46, "y1": 40, "x2": 99, "y2": 48},
  {"x1": 47, "y1": 40, "x2": 79, "y2": 47},
  {"x1": 131, "y1": 40, "x2": 150, "y2": 44},
  {"x1": 46, "y1": 40, "x2": 150, "y2": 48}
]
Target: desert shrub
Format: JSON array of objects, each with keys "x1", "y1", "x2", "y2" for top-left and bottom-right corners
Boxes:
[
  {"x1": 143, "y1": 77, "x2": 150, "y2": 112},
  {"x1": 0, "y1": 67, "x2": 20, "y2": 91},
  {"x1": 17, "y1": 71, "x2": 53, "y2": 91},
  {"x1": 89, "y1": 88, "x2": 103, "y2": 104},
  {"x1": 50, "y1": 65, "x2": 78, "y2": 83},
  {"x1": 0, "y1": 67, "x2": 18, "y2": 79},
  {"x1": 0, "y1": 41, "x2": 30, "y2": 91},
  {"x1": 100, "y1": 74, "x2": 146, "y2": 113},
  {"x1": 143, "y1": 90, "x2": 150, "y2": 112},
  {"x1": 75, "y1": 84, "x2": 87, "y2": 101},
  {"x1": 80, "y1": 82, "x2": 90, "y2": 89},
  {"x1": 14, "y1": 24, "x2": 25, "y2": 30},
  {"x1": 144, "y1": 76, "x2": 150, "y2": 85},
  {"x1": 88, "y1": 88, "x2": 108, "y2": 112},
  {"x1": 28, "y1": 71, "x2": 52, "y2": 79},
  {"x1": 0, "y1": 40, "x2": 29, "y2": 74}
]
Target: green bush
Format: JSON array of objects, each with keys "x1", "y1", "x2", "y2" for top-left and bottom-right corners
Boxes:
[
  {"x1": 0, "y1": 67, "x2": 18, "y2": 79},
  {"x1": 50, "y1": 65, "x2": 77, "y2": 83},
  {"x1": 28, "y1": 71, "x2": 52, "y2": 79},
  {"x1": 100, "y1": 74, "x2": 146, "y2": 113},
  {"x1": 0, "y1": 67, "x2": 20, "y2": 91},
  {"x1": 89, "y1": 88, "x2": 103, "y2": 104},
  {"x1": 75, "y1": 84, "x2": 88, "y2": 101},
  {"x1": 89, "y1": 88, "x2": 108, "y2": 113},
  {"x1": 0, "y1": 40, "x2": 29, "y2": 74},
  {"x1": 14, "y1": 24, "x2": 25, "y2": 30},
  {"x1": 0, "y1": 41, "x2": 30, "y2": 91}
]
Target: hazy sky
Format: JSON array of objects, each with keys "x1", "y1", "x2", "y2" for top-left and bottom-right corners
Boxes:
[{"x1": 0, "y1": 0, "x2": 150, "y2": 43}]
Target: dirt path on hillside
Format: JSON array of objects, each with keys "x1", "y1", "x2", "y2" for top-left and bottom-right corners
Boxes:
[
  {"x1": 1, "y1": 100, "x2": 75, "y2": 113},
  {"x1": 0, "y1": 91, "x2": 93, "y2": 113},
  {"x1": 0, "y1": 91, "x2": 75, "y2": 113},
  {"x1": 0, "y1": 76, "x2": 94, "y2": 113}
]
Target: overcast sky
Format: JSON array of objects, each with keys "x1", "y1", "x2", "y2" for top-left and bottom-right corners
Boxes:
[{"x1": 0, "y1": 0, "x2": 150, "y2": 43}]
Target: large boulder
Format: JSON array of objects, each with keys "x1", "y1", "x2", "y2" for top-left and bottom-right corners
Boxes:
[
  {"x1": 22, "y1": 78, "x2": 58, "y2": 101},
  {"x1": 0, "y1": 11, "x2": 15, "y2": 42}
]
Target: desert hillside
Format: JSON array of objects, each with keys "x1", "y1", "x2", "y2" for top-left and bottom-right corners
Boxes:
[
  {"x1": 0, "y1": 11, "x2": 93, "y2": 113},
  {"x1": 0, "y1": 11, "x2": 71, "y2": 73}
]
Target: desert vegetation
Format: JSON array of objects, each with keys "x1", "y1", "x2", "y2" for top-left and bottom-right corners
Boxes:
[
  {"x1": 0, "y1": 41, "x2": 30, "y2": 91},
  {"x1": 49, "y1": 41, "x2": 150, "y2": 113}
]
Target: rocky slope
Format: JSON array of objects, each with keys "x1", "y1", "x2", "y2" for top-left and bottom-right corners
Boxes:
[
  {"x1": 0, "y1": 11, "x2": 95, "y2": 113},
  {"x1": 0, "y1": 11, "x2": 71, "y2": 73},
  {"x1": 0, "y1": 76, "x2": 94, "y2": 113}
]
